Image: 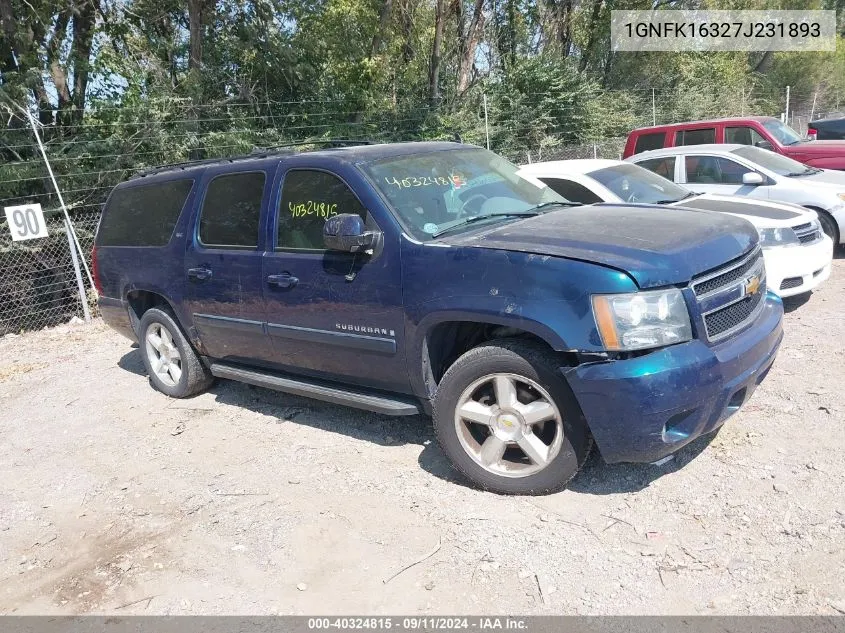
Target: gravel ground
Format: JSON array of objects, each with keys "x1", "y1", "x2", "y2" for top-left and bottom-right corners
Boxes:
[{"x1": 1, "y1": 256, "x2": 844, "y2": 616}]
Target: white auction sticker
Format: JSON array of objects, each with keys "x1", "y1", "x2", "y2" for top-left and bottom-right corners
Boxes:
[{"x1": 4, "y1": 203, "x2": 49, "y2": 241}]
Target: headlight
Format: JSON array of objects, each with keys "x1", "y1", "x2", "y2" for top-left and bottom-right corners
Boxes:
[
  {"x1": 758, "y1": 227, "x2": 798, "y2": 247},
  {"x1": 591, "y1": 288, "x2": 692, "y2": 351},
  {"x1": 837, "y1": 193, "x2": 845, "y2": 203}
]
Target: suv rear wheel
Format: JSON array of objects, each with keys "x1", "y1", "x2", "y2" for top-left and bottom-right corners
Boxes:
[
  {"x1": 138, "y1": 307, "x2": 213, "y2": 398},
  {"x1": 433, "y1": 339, "x2": 591, "y2": 494}
]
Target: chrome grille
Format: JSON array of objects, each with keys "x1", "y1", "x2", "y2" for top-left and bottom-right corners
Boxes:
[
  {"x1": 793, "y1": 221, "x2": 821, "y2": 245},
  {"x1": 692, "y1": 249, "x2": 761, "y2": 297},
  {"x1": 692, "y1": 248, "x2": 766, "y2": 342},
  {"x1": 704, "y1": 290, "x2": 764, "y2": 338}
]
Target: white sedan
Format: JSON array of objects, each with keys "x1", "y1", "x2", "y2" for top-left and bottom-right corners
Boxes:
[
  {"x1": 626, "y1": 143, "x2": 845, "y2": 246},
  {"x1": 517, "y1": 159, "x2": 833, "y2": 298}
]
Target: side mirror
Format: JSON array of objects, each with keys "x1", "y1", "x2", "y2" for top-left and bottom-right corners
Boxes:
[
  {"x1": 742, "y1": 172, "x2": 764, "y2": 186},
  {"x1": 323, "y1": 214, "x2": 379, "y2": 252},
  {"x1": 754, "y1": 140, "x2": 774, "y2": 151}
]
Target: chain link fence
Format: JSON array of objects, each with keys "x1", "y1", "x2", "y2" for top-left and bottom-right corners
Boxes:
[{"x1": 0, "y1": 208, "x2": 99, "y2": 336}]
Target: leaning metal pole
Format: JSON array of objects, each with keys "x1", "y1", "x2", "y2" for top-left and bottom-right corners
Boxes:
[{"x1": 21, "y1": 106, "x2": 92, "y2": 321}]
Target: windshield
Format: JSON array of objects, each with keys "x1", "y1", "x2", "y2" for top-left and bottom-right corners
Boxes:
[
  {"x1": 761, "y1": 119, "x2": 803, "y2": 145},
  {"x1": 731, "y1": 146, "x2": 815, "y2": 176},
  {"x1": 589, "y1": 163, "x2": 691, "y2": 204},
  {"x1": 361, "y1": 148, "x2": 566, "y2": 240}
]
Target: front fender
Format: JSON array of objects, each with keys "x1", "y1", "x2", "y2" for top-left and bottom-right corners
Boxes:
[{"x1": 400, "y1": 238, "x2": 639, "y2": 400}]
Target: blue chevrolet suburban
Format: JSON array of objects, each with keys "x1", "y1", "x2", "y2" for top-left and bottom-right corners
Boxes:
[{"x1": 93, "y1": 141, "x2": 783, "y2": 494}]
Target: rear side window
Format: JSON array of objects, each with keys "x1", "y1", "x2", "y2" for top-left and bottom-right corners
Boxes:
[
  {"x1": 636, "y1": 157, "x2": 676, "y2": 180},
  {"x1": 676, "y1": 128, "x2": 716, "y2": 146},
  {"x1": 277, "y1": 170, "x2": 366, "y2": 250},
  {"x1": 97, "y1": 180, "x2": 193, "y2": 247},
  {"x1": 199, "y1": 172, "x2": 266, "y2": 248},
  {"x1": 538, "y1": 178, "x2": 601, "y2": 204},
  {"x1": 634, "y1": 132, "x2": 666, "y2": 154}
]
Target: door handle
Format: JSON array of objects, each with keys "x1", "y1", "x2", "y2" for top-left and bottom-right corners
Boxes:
[
  {"x1": 187, "y1": 266, "x2": 213, "y2": 281},
  {"x1": 267, "y1": 273, "x2": 299, "y2": 289}
]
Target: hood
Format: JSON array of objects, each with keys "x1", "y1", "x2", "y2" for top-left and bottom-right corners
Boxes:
[
  {"x1": 786, "y1": 140, "x2": 845, "y2": 157},
  {"x1": 671, "y1": 194, "x2": 815, "y2": 228},
  {"x1": 440, "y1": 203, "x2": 758, "y2": 288},
  {"x1": 790, "y1": 168, "x2": 845, "y2": 188}
]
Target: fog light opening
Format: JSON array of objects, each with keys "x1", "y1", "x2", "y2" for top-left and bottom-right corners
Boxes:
[
  {"x1": 662, "y1": 409, "x2": 696, "y2": 443},
  {"x1": 727, "y1": 387, "x2": 747, "y2": 413}
]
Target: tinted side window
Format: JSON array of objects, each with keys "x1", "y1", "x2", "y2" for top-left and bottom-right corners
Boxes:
[
  {"x1": 634, "y1": 132, "x2": 666, "y2": 154},
  {"x1": 713, "y1": 157, "x2": 749, "y2": 184},
  {"x1": 278, "y1": 170, "x2": 366, "y2": 250},
  {"x1": 199, "y1": 172, "x2": 266, "y2": 248},
  {"x1": 685, "y1": 156, "x2": 749, "y2": 185},
  {"x1": 636, "y1": 157, "x2": 676, "y2": 180},
  {"x1": 676, "y1": 128, "x2": 716, "y2": 146},
  {"x1": 725, "y1": 126, "x2": 766, "y2": 146},
  {"x1": 97, "y1": 180, "x2": 193, "y2": 247},
  {"x1": 538, "y1": 178, "x2": 602, "y2": 204}
]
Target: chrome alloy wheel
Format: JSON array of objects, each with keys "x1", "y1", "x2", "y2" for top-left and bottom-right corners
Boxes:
[
  {"x1": 145, "y1": 323, "x2": 183, "y2": 387},
  {"x1": 454, "y1": 373, "x2": 564, "y2": 478}
]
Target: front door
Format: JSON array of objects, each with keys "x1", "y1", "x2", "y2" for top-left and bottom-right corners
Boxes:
[
  {"x1": 682, "y1": 154, "x2": 764, "y2": 199},
  {"x1": 262, "y1": 167, "x2": 410, "y2": 394},
  {"x1": 183, "y1": 168, "x2": 275, "y2": 364}
]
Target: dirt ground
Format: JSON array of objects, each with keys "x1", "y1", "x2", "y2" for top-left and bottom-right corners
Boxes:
[{"x1": 1, "y1": 256, "x2": 844, "y2": 617}]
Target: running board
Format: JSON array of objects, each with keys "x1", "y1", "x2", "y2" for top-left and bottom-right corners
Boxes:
[{"x1": 209, "y1": 363, "x2": 420, "y2": 416}]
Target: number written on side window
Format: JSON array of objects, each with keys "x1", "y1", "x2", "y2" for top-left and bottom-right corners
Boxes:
[
  {"x1": 277, "y1": 170, "x2": 367, "y2": 250},
  {"x1": 4, "y1": 203, "x2": 49, "y2": 241}
]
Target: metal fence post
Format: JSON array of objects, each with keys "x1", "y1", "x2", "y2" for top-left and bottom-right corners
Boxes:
[
  {"x1": 483, "y1": 93, "x2": 490, "y2": 150},
  {"x1": 20, "y1": 105, "x2": 92, "y2": 321}
]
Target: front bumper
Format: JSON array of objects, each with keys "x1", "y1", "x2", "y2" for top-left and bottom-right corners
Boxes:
[
  {"x1": 764, "y1": 236, "x2": 833, "y2": 298},
  {"x1": 563, "y1": 294, "x2": 783, "y2": 464}
]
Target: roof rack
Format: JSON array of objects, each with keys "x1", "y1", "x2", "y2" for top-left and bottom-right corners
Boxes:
[
  {"x1": 133, "y1": 138, "x2": 380, "y2": 179},
  {"x1": 250, "y1": 138, "x2": 378, "y2": 154}
]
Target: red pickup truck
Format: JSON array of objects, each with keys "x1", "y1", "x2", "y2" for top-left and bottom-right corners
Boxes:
[{"x1": 623, "y1": 116, "x2": 845, "y2": 170}]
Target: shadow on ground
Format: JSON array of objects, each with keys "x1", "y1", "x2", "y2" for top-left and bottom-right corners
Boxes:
[
  {"x1": 782, "y1": 293, "x2": 813, "y2": 313},
  {"x1": 117, "y1": 347, "x2": 719, "y2": 497}
]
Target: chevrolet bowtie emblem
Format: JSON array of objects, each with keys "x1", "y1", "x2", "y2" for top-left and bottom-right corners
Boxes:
[{"x1": 744, "y1": 275, "x2": 760, "y2": 296}]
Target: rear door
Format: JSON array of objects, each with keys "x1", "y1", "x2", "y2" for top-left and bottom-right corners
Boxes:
[
  {"x1": 674, "y1": 127, "x2": 717, "y2": 147},
  {"x1": 261, "y1": 166, "x2": 410, "y2": 393},
  {"x1": 183, "y1": 166, "x2": 275, "y2": 364}
]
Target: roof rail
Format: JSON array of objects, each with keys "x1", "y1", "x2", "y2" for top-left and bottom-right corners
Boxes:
[
  {"x1": 133, "y1": 139, "x2": 380, "y2": 179},
  {"x1": 249, "y1": 138, "x2": 378, "y2": 154}
]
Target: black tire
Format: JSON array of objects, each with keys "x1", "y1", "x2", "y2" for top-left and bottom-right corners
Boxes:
[
  {"x1": 814, "y1": 209, "x2": 840, "y2": 246},
  {"x1": 433, "y1": 338, "x2": 592, "y2": 495},
  {"x1": 137, "y1": 307, "x2": 213, "y2": 398}
]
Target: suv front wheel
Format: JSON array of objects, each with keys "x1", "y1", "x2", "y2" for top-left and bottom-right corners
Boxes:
[{"x1": 433, "y1": 339, "x2": 591, "y2": 495}]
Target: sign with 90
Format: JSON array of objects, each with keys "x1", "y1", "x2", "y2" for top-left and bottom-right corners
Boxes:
[{"x1": 4, "y1": 203, "x2": 49, "y2": 241}]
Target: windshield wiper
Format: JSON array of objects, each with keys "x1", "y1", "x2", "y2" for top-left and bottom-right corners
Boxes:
[
  {"x1": 656, "y1": 191, "x2": 699, "y2": 204},
  {"x1": 785, "y1": 168, "x2": 821, "y2": 177},
  {"x1": 523, "y1": 201, "x2": 583, "y2": 212},
  {"x1": 431, "y1": 211, "x2": 540, "y2": 238}
]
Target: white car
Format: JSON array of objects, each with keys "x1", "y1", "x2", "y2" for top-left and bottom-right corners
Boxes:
[
  {"x1": 625, "y1": 143, "x2": 845, "y2": 246},
  {"x1": 517, "y1": 159, "x2": 834, "y2": 298}
]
